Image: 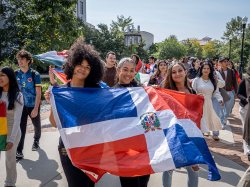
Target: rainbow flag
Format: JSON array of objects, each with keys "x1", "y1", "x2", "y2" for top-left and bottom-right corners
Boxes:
[
  {"x1": 0, "y1": 102, "x2": 7, "y2": 151},
  {"x1": 51, "y1": 68, "x2": 68, "y2": 84}
]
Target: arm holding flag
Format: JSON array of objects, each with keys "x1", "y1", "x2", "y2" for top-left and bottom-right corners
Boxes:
[{"x1": 50, "y1": 86, "x2": 221, "y2": 183}]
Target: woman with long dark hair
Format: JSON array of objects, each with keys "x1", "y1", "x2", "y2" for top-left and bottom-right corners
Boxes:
[
  {"x1": 162, "y1": 62, "x2": 199, "y2": 187},
  {"x1": 0, "y1": 67, "x2": 23, "y2": 187},
  {"x1": 187, "y1": 58, "x2": 200, "y2": 80},
  {"x1": 192, "y1": 62, "x2": 223, "y2": 140}
]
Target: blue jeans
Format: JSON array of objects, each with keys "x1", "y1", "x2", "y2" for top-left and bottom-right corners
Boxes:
[
  {"x1": 224, "y1": 91, "x2": 235, "y2": 119},
  {"x1": 212, "y1": 97, "x2": 225, "y2": 127},
  {"x1": 162, "y1": 166, "x2": 199, "y2": 187}
]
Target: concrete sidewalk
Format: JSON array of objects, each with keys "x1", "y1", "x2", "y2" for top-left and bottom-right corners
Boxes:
[{"x1": 0, "y1": 131, "x2": 246, "y2": 187}]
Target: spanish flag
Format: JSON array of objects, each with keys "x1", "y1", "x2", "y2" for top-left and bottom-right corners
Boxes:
[{"x1": 0, "y1": 102, "x2": 7, "y2": 151}]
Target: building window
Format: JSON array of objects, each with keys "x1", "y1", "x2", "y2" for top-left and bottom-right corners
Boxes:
[{"x1": 80, "y1": 1, "x2": 84, "y2": 15}]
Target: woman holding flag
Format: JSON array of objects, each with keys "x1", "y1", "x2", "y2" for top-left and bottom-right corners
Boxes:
[
  {"x1": 114, "y1": 57, "x2": 151, "y2": 187},
  {"x1": 162, "y1": 62, "x2": 199, "y2": 187},
  {"x1": 0, "y1": 67, "x2": 23, "y2": 187},
  {"x1": 45, "y1": 37, "x2": 104, "y2": 187}
]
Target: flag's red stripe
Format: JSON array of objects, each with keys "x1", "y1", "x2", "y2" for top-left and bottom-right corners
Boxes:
[
  {"x1": 144, "y1": 87, "x2": 203, "y2": 128},
  {"x1": 68, "y1": 134, "x2": 154, "y2": 181},
  {"x1": 52, "y1": 69, "x2": 68, "y2": 83}
]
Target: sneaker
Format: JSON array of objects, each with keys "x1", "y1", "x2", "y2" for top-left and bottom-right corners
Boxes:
[
  {"x1": 16, "y1": 151, "x2": 24, "y2": 160},
  {"x1": 32, "y1": 141, "x2": 40, "y2": 151},
  {"x1": 212, "y1": 136, "x2": 220, "y2": 141}
]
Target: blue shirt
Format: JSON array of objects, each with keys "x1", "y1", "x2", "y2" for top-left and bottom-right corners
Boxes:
[{"x1": 15, "y1": 68, "x2": 41, "y2": 107}]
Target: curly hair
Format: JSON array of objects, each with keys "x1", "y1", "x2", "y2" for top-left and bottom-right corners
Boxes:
[{"x1": 64, "y1": 37, "x2": 104, "y2": 87}]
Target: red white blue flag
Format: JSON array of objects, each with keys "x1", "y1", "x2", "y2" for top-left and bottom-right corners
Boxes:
[
  {"x1": 33, "y1": 50, "x2": 68, "y2": 67},
  {"x1": 50, "y1": 86, "x2": 221, "y2": 182}
]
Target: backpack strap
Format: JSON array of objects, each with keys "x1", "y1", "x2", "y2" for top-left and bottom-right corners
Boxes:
[{"x1": 30, "y1": 68, "x2": 36, "y2": 88}]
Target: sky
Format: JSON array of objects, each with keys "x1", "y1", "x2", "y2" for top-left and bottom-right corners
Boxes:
[{"x1": 87, "y1": 0, "x2": 250, "y2": 43}]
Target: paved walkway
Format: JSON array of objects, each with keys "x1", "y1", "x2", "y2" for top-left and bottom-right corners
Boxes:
[{"x1": 0, "y1": 100, "x2": 248, "y2": 187}]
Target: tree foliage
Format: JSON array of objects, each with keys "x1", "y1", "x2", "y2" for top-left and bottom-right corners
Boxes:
[
  {"x1": 110, "y1": 15, "x2": 133, "y2": 32},
  {"x1": 157, "y1": 36, "x2": 186, "y2": 60},
  {"x1": 222, "y1": 16, "x2": 250, "y2": 69},
  {"x1": 0, "y1": 0, "x2": 83, "y2": 71}
]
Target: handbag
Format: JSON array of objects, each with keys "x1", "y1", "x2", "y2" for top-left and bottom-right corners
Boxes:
[
  {"x1": 0, "y1": 102, "x2": 8, "y2": 151},
  {"x1": 219, "y1": 88, "x2": 230, "y2": 102}
]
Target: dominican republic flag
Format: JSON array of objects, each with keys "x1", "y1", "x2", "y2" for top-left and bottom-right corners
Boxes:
[
  {"x1": 0, "y1": 102, "x2": 7, "y2": 151},
  {"x1": 33, "y1": 50, "x2": 68, "y2": 67},
  {"x1": 50, "y1": 86, "x2": 221, "y2": 182}
]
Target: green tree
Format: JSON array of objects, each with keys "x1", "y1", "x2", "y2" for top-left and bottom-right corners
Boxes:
[
  {"x1": 0, "y1": 0, "x2": 83, "y2": 70},
  {"x1": 202, "y1": 40, "x2": 222, "y2": 59},
  {"x1": 222, "y1": 16, "x2": 250, "y2": 69},
  {"x1": 158, "y1": 36, "x2": 186, "y2": 60},
  {"x1": 184, "y1": 39, "x2": 202, "y2": 58},
  {"x1": 111, "y1": 15, "x2": 133, "y2": 32}
]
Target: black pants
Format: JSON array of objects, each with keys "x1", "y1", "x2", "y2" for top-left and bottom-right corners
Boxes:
[
  {"x1": 17, "y1": 106, "x2": 41, "y2": 153},
  {"x1": 120, "y1": 175, "x2": 150, "y2": 187},
  {"x1": 59, "y1": 147, "x2": 95, "y2": 187}
]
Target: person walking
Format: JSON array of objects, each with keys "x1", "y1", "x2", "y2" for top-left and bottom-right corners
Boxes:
[
  {"x1": 102, "y1": 51, "x2": 117, "y2": 87},
  {"x1": 114, "y1": 57, "x2": 151, "y2": 187},
  {"x1": 218, "y1": 57, "x2": 238, "y2": 122},
  {"x1": 162, "y1": 62, "x2": 199, "y2": 187},
  {"x1": 15, "y1": 50, "x2": 42, "y2": 160},
  {"x1": 192, "y1": 62, "x2": 223, "y2": 140},
  {"x1": 148, "y1": 60, "x2": 168, "y2": 86},
  {"x1": 142, "y1": 56, "x2": 157, "y2": 76},
  {"x1": 0, "y1": 67, "x2": 23, "y2": 187},
  {"x1": 45, "y1": 38, "x2": 104, "y2": 187},
  {"x1": 238, "y1": 66, "x2": 250, "y2": 160},
  {"x1": 187, "y1": 58, "x2": 200, "y2": 80}
]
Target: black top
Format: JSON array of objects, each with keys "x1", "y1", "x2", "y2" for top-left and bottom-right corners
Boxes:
[
  {"x1": 188, "y1": 67, "x2": 199, "y2": 79},
  {"x1": 238, "y1": 79, "x2": 249, "y2": 107},
  {"x1": 113, "y1": 81, "x2": 139, "y2": 88}
]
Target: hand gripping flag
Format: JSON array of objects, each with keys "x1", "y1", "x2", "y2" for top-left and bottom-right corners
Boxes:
[
  {"x1": 50, "y1": 86, "x2": 221, "y2": 182},
  {"x1": 0, "y1": 102, "x2": 8, "y2": 151}
]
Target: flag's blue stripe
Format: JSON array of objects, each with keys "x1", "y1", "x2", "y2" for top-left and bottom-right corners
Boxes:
[
  {"x1": 53, "y1": 87, "x2": 137, "y2": 128},
  {"x1": 54, "y1": 68, "x2": 64, "y2": 73},
  {"x1": 164, "y1": 124, "x2": 221, "y2": 181}
]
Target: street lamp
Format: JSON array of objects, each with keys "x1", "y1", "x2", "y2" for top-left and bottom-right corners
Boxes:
[
  {"x1": 239, "y1": 16, "x2": 248, "y2": 79},
  {"x1": 228, "y1": 36, "x2": 232, "y2": 60}
]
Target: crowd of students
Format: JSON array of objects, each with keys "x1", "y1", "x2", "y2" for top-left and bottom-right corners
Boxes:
[{"x1": 0, "y1": 37, "x2": 249, "y2": 187}]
